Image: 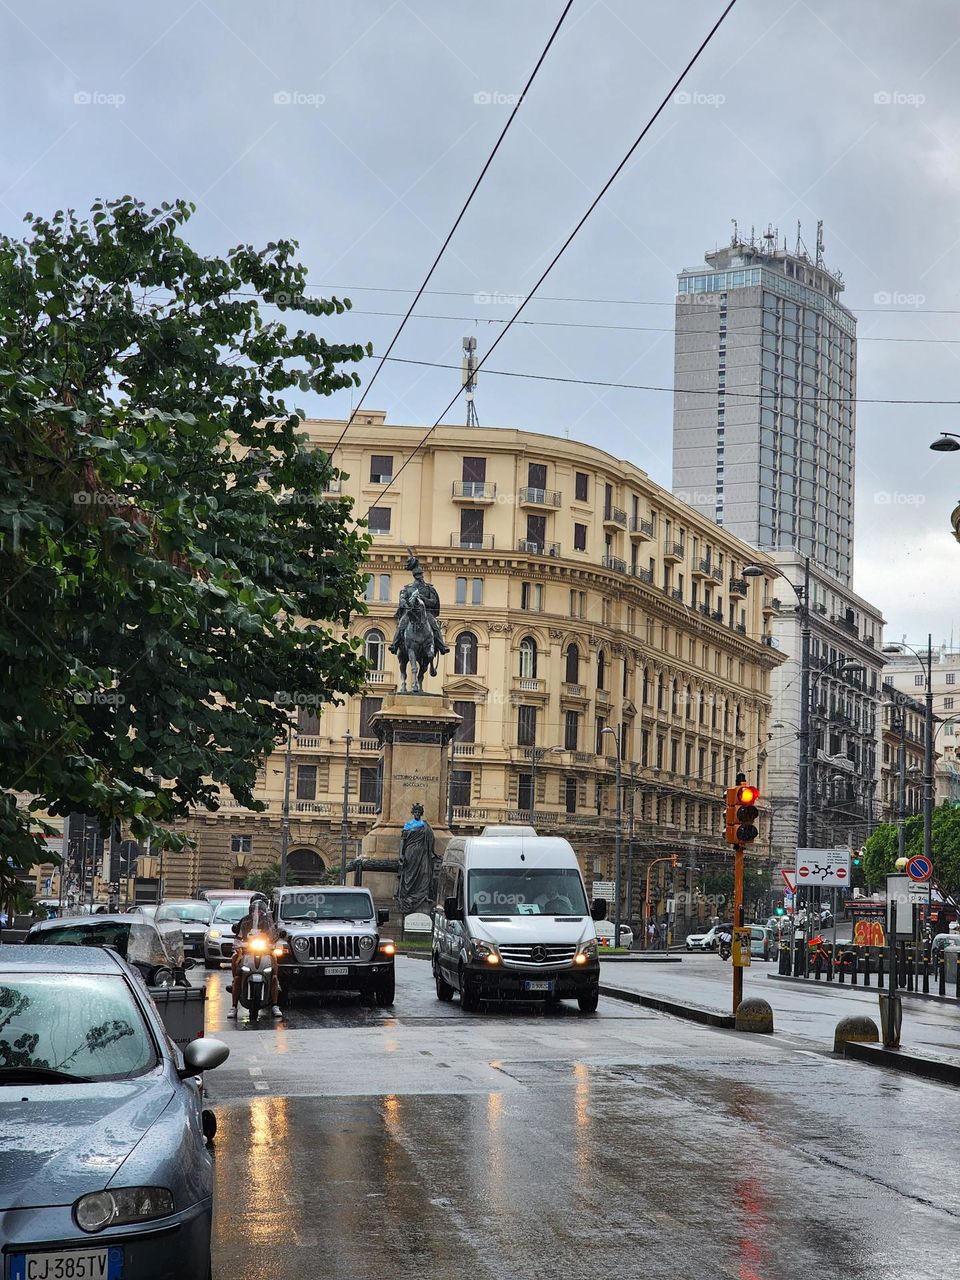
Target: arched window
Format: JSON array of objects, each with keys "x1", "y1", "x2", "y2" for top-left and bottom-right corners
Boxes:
[
  {"x1": 597, "y1": 648, "x2": 606, "y2": 690},
  {"x1": 685, "y1": 685, "x2": 693, "y2": 719},
  {"x1": 519, "y1": 636, "x2": 538, "y2": 679},
  {"x1": 565, "y1": 643, "x2": 580, "y2": 685},
  {"x1": 455, "y1": 631, "x2": 478, "y2": 675},
  {"x1": 364, "y1": 628, "x2": 385, "y2": 671},
  {"x1": 671, "y1": 680, "x2": 678, "y2": 715}
]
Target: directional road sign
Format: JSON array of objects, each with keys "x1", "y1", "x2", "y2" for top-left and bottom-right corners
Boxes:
[
  {"x1": 906, "y1": 855, "x2": 934, "y2": 883},
  {"x1": 795, "y1": 849, "x2": 850, "y2": 888}
]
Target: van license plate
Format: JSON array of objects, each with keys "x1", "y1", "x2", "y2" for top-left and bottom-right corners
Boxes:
[
  {"x1": 523, "y1": 979, "x2": 554, "y2": 992},
  {"x1": 325, "y1": 966, "x2": 349, "y2": 976}
]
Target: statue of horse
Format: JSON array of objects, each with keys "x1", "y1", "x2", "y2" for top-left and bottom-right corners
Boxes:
[{"x1": 395, "y1": 592, "x2": 437, "y2": 694}]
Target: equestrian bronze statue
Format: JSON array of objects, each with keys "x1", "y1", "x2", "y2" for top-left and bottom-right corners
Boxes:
[{"x1": 389, "y1": 553, "x2": 449, "y2": 693}]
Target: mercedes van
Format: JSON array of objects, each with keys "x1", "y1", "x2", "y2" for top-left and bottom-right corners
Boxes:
[{"x1": 432, "y1": 833, "x2": 606, "y2": 1013}]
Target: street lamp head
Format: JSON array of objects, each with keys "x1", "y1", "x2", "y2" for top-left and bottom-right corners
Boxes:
[
  {"x1": 839, "y1": 662, "x2": 865, "y2": 677},
  {"x1": 930, "y1": 433, "x2": 960, "y2": 452},
  {"x1": 881, "y1": 644, "x2": 905, "y2": 655},
  {"x1": 742, "y1": 565, "x2": 767, "y2": 578}
]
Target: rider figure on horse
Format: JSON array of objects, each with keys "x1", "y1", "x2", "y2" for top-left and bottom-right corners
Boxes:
[{"x1": 389, "y1": 554, "x2": 449, "y2": 659}]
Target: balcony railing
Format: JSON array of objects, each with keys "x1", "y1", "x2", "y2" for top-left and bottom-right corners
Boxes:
[
  {"x1": 695, "y1": 558, "x2": 714, "y2": 577},
  {"x1": 699, "y1": 603, "x2": 712, "y2": 618},
  {"x1": 562, "y1": 683, "x2": 585, "y2": 697},
  {"x1": 516, "y1": 677, "x2": 543, "y2": 692},
  {"x1": 601, "y1": 554, "x2": 627, "y2": 574},
  {"x1": 629, "y1": 515, "x2": 654, "y2": 538},
  {"x1": 574, "y1": 751, "x2": 595, "y2": 764},
  {"x1": 664, "y1": 540, "x2": 685, "y2": 561},
  {"x1": 631, "y1": 566, "x2": 654, "y2": 584},
  {"x1": 603, "y1": 506, "x2": 627, "y2": 528},
  {"x1": 670, "y1": 587, "x2": 684, "y2": 603},
  {"x1": 517, "y1": 539, "x2": 560, "y2": 556},
  {"x1": 321, "y1": 480, "x2": 343, "y2": 496},
  {"x1": 365, "y1": 670, "x2": 388, "y2": 684},
  {"x1": 452, "y1": 480, "x2": 496, "y2": 501},
  {"x1": 519, "y1": 487, "x2": 561, "y2": 508},
  {"x1": 450, "y1": 533, "x2": 495, "y2": 549},
  {"x1": 358, "y1": 737, "x2": 379, "y2": 751},
  {"x1": 729, "y1": 577, "x2": 747, "y2": 596},
  {"x1": 452, "y1": 741, "x2": 483, "y2": 756}
]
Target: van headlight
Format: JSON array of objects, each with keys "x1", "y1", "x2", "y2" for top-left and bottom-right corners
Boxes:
[
  {"x1": 74, "y1": 1187, "x2": 175, "y2": 1233},
  {"x1": 576, "y1": 941, "x2": 598, "y2": 963},
  {"x1": 472, "y1": 941, "x2": 500, "y2": 965}
]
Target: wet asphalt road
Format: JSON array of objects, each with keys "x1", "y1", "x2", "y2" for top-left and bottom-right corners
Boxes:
[{"x1": 204, "y1": 957, "x2": 959, "y2": 1280}]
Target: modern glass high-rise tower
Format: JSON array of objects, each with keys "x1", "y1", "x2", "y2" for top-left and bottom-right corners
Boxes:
[{"x1": 671, "y1": 227, "x2": 856, "y2": 584}]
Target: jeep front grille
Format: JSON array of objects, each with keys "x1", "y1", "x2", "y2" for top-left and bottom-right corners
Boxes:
[
  {"x1": 498, "y1": 943, "x2": 578, "y2": 969},
  {"x1": 308, "y1": 934, "x2": 361, "y2": 961}
]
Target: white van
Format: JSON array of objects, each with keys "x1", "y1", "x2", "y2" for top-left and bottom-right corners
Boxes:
[{"x1": 432, "y1": 833, "x2": 606, "y2": 1013}]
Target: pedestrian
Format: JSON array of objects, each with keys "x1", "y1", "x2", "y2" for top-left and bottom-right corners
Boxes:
[{"x1": 647, "y1": 920, "x2": 656, "y2": 949}]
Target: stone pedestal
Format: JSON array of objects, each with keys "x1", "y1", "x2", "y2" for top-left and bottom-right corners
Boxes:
[{"x1": 357, "y1": 692, "x2": 461, "y2": 908}]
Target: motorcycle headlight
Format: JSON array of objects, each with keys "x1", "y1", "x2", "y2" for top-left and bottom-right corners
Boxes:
[
  {"x1": 74, "y1": 1187, "x2": 174, "y2": 1233},
  {"x1": 473, "y1": 941, "x2": 500, "y2": 964},
  {"x1": 248, "y1": 937, "x2": 268, "y2": 953}
]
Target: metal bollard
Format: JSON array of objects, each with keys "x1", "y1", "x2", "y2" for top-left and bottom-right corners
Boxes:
[
  {"x1": 939, "y1": 959, "x2": 946, "y2": 997},
  {"x1": 863, "y1": 950, "x2": 871, "y2": 988}
]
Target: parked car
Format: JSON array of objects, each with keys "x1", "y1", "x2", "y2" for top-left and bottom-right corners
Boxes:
[
  {"x1": 203, "y1": 898, "x2": 250, "y2": 968},
  {"x1": 0, "y1": 945, "x2": 228, "y2": 1278},
  {"x1": 128, "y1": 903, "x2": 158, "y2": 919},
  {"x1": 594, "y1": 920, "x2": 634, "y2": 949},
  {"x1": 25, "y1": 914, "x2": 189, "y2": 987},
  {"x1": 154, "y1": 900, "x2": 212, "y2": 959},
  {"x1": 272, "y1": 885, "x2": 395, "y2": 1006},
  {"x1": 685, "y1": 923, "x2": 731, "y2": 952},
  {"x1": 750, "y1": 925, "x2": 774, "y2": 960}
]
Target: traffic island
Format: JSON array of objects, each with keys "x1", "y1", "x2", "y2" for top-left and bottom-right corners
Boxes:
[
  {"x1": 833, "y1": 1015, "x2": 879, "y2": 1054},
  {"x1": 841, "y1": 1041, "x2": 960, "y2": 1086},
  {"x1": 599, "y1": 983, "x2": 735, "y2": 1027},
  {"x1": 735, "y1": 997, "x2": 774, "y2": 1033}
]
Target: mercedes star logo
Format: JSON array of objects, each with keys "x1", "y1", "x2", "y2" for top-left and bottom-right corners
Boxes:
[{"x1": 531, "y1": 945, "x2": 548, "y2": 964}]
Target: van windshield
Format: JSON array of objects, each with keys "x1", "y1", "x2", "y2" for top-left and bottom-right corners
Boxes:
[{"x1": 467, "y1": 869, "x2": 588, "y2": 917}]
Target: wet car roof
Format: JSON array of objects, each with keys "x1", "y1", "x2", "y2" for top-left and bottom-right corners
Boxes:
[{"x1": 0, "y1": 943, "x2": 126, "y2": 973}]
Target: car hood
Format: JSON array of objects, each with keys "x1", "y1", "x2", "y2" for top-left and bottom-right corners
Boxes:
[
  {"x1": 0, "y1": 1078, "x2": 174, "y2": 1210},
  {"x1": 469, "y1": 917, "x2": 594, "y2": 947},
  {"x1": 281, "y1": 921, "x2": 375, "y2": 934}
]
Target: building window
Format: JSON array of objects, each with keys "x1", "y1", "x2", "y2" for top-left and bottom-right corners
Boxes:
[
  {"x1": 575, "y1": 472, "x2": 589, "y2": 502},
  {"x1": 570, "y1": 590, "x2": 586, "y2": 617},
  {"x1": 564, "y1": 709, "x2": 579, "y2": 752},
  {"x1": 455, "y1": 632, "x2": 478, "y2": 675},
  {"x1": 471, "y1": 578, "x2": 483, "y2": 604},
  {"x1": 517, "y1": 704, "x2": 537, "y2": 747},
  {"x1": 519, "y1": 636, "x2": 538, "y2": 678},
  {"x1": 460, "y1": 509, "x2": 485, "y2": 547},
  {"x1": 450, "y1": 769, "x2": 472, "y2": 808},
  {"x1": 565, "y1": 776, "x2": 578, "y2": 813},
  {"x1": 521, "y1": 582, "x2": 543, "y2": 611},
  {"x1": 565, "y1": 643, "x2": 580, "y2": 684},
  {"x1": 297, "y1": 708, "x2": 321, "y2": 735},
  {"x1": 359, "y1": 697, "x2": 382, "y2": 739},
  {"x1": 370, "y1": 455, "x2": 393, "y2": 484},
  {"x1": 368, "y1": 506, "x2": 391, "y2": 535},
  {"x1": 528, "y1": 461, "x2": 547, "y2": 490},
  {"x1": 455, "y1": 576, "x2": 468, "y2": 604},
  {"x1": 574, "y1": 523, "x2": 587, "y2": 552},
  {"x1": 596, "y1": 716, "x2": 607, "y2": 756},
  {"x1": 947, "y1": 673, "x2": 956, "y2": 686},
  {"x1": 915, "y1": 675, "x2": 924, "y2": 686},
  {"x1": 945, "y1": 697, "x2": 954, "y2": 711},
  {"x1": 462, "y1": 456, "x2": 486, "y2": 484},
  {"x1": 518, "y1": 773, "x2": 534, "y2": 811},
  {"x1": 295, "y1": 766, "x2": 317, "y2": 801},
  {"x1": 597, "y1": 649, "x2": 606, "y2": 691},
  {"x1": 359, "y1": 765, "x2": 381, "y2": 807},
  {"x1": 364, "y1": 629, "x2": 385, "y2": 671},
  {"x1": 452, "y1": 700, "x2": 476, "y2": 742},
  {"x1": 231, "y1": 835, "x2": 252, "y2": 854}
]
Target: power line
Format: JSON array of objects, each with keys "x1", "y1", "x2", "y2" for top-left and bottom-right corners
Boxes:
[
  {"x1": 329, "y1": 0, "x2": 575, "y2": 457},
  {"x1": 365, "y1": 0, "x2": 742, "y2": 516},
  {"x1": 380, "y1": 355, "x2": 959, "y2": 406}
]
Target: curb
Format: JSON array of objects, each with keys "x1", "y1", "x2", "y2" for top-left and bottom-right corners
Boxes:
[
  {"x1": 599, "y1": 983, "x2": 735, "y2": 1028},
  {"x1": 600, "y1": 954, "x2": 683, "y2": 964},
  {"x1": 841, "y1": 1041, "x2": 960, "y2": 1086},
  {"x1": 768, "y1": 973, "x2": 959, "y2": 1006}
]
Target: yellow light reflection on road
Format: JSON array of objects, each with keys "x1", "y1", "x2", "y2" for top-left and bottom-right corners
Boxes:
[{"x1": 574, "y1": 1061, "x2": 592, "y2": 1177}]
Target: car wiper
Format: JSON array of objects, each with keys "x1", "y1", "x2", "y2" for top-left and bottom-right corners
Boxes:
[{"x1": 0, "y1": 1066, "x2": 93, "y2": 1084}]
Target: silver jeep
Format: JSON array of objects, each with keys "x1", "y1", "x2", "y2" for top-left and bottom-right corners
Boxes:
[{"x1": 271, "y1": 884, "x2": 395, "y2": 1006}]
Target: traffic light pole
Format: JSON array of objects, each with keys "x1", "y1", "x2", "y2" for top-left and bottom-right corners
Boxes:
[{"x1": 732, "y1": 841, "x2": 744, "y2": 1016}]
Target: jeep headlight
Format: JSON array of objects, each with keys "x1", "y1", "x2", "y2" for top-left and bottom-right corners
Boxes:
[
  {"x1": 473, "y1": 941, "x2": 500, "y2": 965},
  {"x1": 292, "y1": 935, "x2": 309, "y2": 957},
  {"x1": 359, "y1": 934, "x2": 376, "y2": 953},
  {"x1": 74, "y1": 1187, "x2": 174, "y2": 1233}
]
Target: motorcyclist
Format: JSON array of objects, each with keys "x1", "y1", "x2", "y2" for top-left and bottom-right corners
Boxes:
[
  {"x1": 228, "y1": 892, "x2": 282, "y2": 1019},
  {"x1": 717, "y1": 926, "x2": 733, "y2": 960}
]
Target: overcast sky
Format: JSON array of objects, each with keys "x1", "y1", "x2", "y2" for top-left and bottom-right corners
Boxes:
[{"x1": 5, "y1": 0, "x2": 960, "y2": 646}]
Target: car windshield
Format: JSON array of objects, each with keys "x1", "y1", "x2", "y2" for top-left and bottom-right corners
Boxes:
[
  {"x1": 0, "y1": 973, "x2": 157, "y2": 1082},
  {"x1": 28, "y1": 921, "x2": 133, "y2": 959},
  {"x1": 156, "y1": 902, "x2": 211, "y2": 923},
  {"x1": 279, "y1": 891, "x2": 373, "y2": 921},
  {"x1": 467, "y1": 868, "x2": 588, "y2": 916},
  {"x1": 212, "y1": 901, "x2": 249, "y2": 923}
]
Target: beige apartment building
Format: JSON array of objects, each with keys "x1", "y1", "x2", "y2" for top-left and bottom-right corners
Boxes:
[{"x1": 162, "y1": 413, "x2": 784, "y2": 925}]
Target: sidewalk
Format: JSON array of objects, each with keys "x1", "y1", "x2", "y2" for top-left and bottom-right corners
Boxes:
[{"x1": 600, "y1": 955, "x2": 960, "y2": 1079}]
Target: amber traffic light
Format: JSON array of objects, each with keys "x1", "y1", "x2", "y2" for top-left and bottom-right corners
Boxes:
[{"x1": 725, "y1": 784, "x2": 760, "y2": 846}]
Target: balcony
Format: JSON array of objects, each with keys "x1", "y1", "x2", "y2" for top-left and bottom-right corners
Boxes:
[
  {"x1": 711, "y1": 609, "x2": 724, "y2": 622},
  {"x1": 320, "y1": 481, "x2": 343, "y2": 497},
  {"x1": 450, "y1": 533, "x2": 495, "y2": 550},
  {"x1": 601, "y1": 554, "x2": 627, "y2": 574},
  {"x1": 358, "y1": 737, "x2": 379, "y2": 752},
  {"x1": 729, "y1": 577, "x2": 748, "y2": 597},
  {"x1": 452, "y1": 480, "x2": 497, "y2": 503},
  {"x1": 596, "y1": 689, "x2": 610, "y2": 707},
  {"x1": 603, "y1": 506, "x2": 627, "y2": 530},
  {"x1": 515, "y1": 676, "x2": 543, "y2": 693},
  {"x1": 698, "y1": 603, "x2": 712, "y2": 618},
  {"x1": 296, "y1": 736, "x2": 323, "y2": 749},
  {"x1": 670, "y1": 587, "x2": 685, "y2": 604},
  {"x1": 692, "y1": 559, "x2": 713, "y2": 579},
  {"x1": 762, "y1": 596, "x2": 781, "y2": 615},
  {"x1": 562, "y1": 683, "x2": 586, "y2": 699},
  {"x1": 711, "y1": 566, "x2": 724, "y2": 583},
  {"x1": 631, "y1": 566, "x2": 654, "y2": 585},
  {"x1": 519, "y1": 487, "x2": 561, "y2": 509},
  {"x1": 452, "y1": 741, "x2": 483, "y2": 757},
  {"x1": 517, "y1": 539, "x2": 560, "y2": 557},
  {"x1": 629, "y1": 515, "x2": 654, "y2": 540},
  {"x1": 294, "y1": 800, "x2": 333, "y2": 814},
  {"x1": 735, "y1": 622, "x2": 747, "y2": 635},
  {"x1": 574, "y1": 751, "x2": 596, "y2": 764},
  {"x1": 663, "y1": 540, "x2": 685, "y2": 563}
]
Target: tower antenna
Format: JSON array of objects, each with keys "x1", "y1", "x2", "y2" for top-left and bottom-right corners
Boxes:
[
  {"x1": 462, "y1": 336, "x2": 479, "y2": 427},
  {"x1": 816, "y1": 219, "x2": 825, "y2": 267}
]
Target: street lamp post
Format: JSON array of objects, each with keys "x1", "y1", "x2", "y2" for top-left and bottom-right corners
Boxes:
[
  {"x1": 601, "y1": 725, "x2": 623, "y2": 947},
  {"x1": 340, "y1": 731, "x2": 353, "y2": 885}
]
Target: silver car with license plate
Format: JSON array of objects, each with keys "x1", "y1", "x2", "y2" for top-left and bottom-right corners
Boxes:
[
  {"x1": 0, "y1": 945, "x2": 228, "y2": 1280},
  {"x1": 202, "y1": 898, "x2": 250, "y2": 968},
  {"x1": 272, "y1": 885, "x2": 395, "y2": 1006}
]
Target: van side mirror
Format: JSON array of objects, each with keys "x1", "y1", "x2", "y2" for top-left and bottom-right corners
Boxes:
[
  {"x1": 591, "y1": 899, "x2": 608, "y2": 922},
  {"x1": 377, "y1": 909, "x2": 389, "y2": 926},
  {"x1": 444, "y1": 896, "x2": 463, "y2": 923}
]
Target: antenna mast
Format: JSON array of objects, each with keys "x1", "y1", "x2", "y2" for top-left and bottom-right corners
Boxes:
[{"x1": 462, "y1": 336, "x2": 479, "y2": 427}]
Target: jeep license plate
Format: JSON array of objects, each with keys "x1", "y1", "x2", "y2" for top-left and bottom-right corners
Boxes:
[
  {"x1": 324, "y1": 966, "x2": 349, "y2": 976},
  {"x1": 523, "y1": 979, "x2": 554, "y2": 993}
]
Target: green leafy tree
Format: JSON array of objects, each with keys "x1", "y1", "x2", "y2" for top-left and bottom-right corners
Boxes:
[
  {"x1": 244, "y1": 863, "x2": 283, "y2": 896},
  {"x1": 0, "y1": 197, "x2": 372, "y2": 896},
  {"x1": 863, "y1": 807, "x2": 960, "y2": 900}
]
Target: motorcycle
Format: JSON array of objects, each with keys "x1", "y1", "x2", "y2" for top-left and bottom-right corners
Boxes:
[
  {"x1": 234, "y1": 930, "x2": 286, "y2": 1023},
  {"x1": 718, "y1": 935, "x2": 732, "y2": 961}
]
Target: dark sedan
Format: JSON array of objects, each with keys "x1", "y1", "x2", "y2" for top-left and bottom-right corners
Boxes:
[{"x1": 0, "y1": 945, "x2": 228, "y2": 1279}]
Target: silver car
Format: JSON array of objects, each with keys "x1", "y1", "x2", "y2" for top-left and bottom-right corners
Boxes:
[
  {"x1": 203, "y1": 898, "x2": 250, "y2": 968},
  {"x1": 0, "y1": 945, "x2": 228, "y2": 1279},
  {"x1": 154, "y1": 900, "x2": 212, "y2": 960}
]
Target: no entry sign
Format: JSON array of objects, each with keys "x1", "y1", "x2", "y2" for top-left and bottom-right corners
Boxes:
[
  {"x1": 906, "y1": 855, "x2": 933, "y2": 883},
  {"x1": 795, "y1": 849, "x2": 851, "y2": 888}
]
